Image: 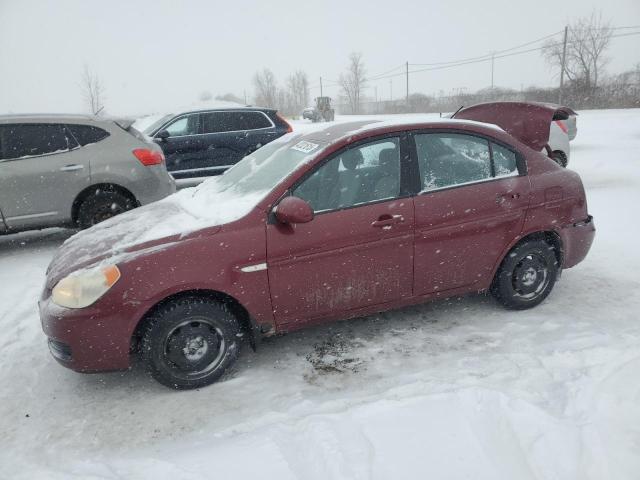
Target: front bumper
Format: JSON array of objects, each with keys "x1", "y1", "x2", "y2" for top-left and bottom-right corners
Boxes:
[
  {"x1": 39, "y1": 297, "x2": 134, "y2": 373},
  {"x1": 561, "y1": 215, "x2": 595, "y2": 269}
]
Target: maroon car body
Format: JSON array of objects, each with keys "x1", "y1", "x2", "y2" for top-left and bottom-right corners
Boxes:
[{"x1": 40, "y1": 103, "x2": 595, "y2": 387}]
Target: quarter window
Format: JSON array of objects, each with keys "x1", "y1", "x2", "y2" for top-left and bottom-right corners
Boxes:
[
  {"x1": 66, "y1": 124, "x2": 109, "y2": 146},
  {"x1": 0, "y1": 124, "x2": 70, "y2": 160},
  {"x1": 242, "y1": 112, "x2": 272, "y2": 130},
  {"x1": 293, "y1": 137, "x2": 401, "y2": 212}
]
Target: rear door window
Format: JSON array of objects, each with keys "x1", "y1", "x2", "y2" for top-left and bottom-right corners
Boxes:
[
  {"x1": 66, "y1": 124, "x2": 110, "y2": 146},
  {"x1": 0, "y1": 124, "x2": 70, "y2": 160},
  {"x1": 415, "y1": 133, "x2": 491, "y2": 190},
  {"x1": 491, "y1": 143, "x2": 518, "y2": 177}
]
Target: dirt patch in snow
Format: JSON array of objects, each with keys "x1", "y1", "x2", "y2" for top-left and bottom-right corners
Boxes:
[{"x1": 304, "y1": 331, "x2": 366, "y2": 381}]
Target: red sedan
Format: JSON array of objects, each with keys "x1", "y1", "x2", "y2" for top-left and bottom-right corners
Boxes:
[{"x1": 40, "y1": 102, "x2": 595, "y2": 389}]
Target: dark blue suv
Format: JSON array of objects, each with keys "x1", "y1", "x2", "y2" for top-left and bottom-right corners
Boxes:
[{"x1": 142, "y1": 107, "x2": 292, "y2": 179}]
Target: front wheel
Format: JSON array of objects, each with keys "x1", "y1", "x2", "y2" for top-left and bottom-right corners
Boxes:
[
  {"x1": 491, "y1": 239, "x2": 558, "y2": 310},
  {"x1": 141, "y1": 297, "x2": 240, "y2": 389}
]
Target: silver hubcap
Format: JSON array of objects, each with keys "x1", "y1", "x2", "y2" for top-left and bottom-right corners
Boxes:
[
  {"x1": 183, "y1": 335, "x2": 208, "y2": 362},
  {"x1": 521, "y1": 267, "x2": 538, "y2": 286}
]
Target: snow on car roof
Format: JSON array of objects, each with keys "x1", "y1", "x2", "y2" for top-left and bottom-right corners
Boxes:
[{"x1": 295, "y1": 116, "x2": 505, "y2": 146}]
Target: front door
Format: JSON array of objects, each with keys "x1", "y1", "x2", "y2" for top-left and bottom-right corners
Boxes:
[
  {"x1": 411, "y1": 132, "x2": 531, "y2": 295},
  {"x1": 0, "y1": 123, "x2": 90, "y2": 230},
  {"x1": 156, "y1": 113, "x2": 204, "y2": 178},
  {"x1": 266, "y1": 136, "x2": 415, "y2": 328}
]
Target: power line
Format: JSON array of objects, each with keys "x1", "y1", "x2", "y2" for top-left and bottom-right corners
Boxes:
[
  {"x1": 310, "y1": 27, "x2": 640, "y2": 95},
  {"x1": 367, "y1": 30, "x2": 640, "y2": 81},
  {"x1": 410, "y1": 30, "x2": 564, "y2": 67},
  {"x1": 369, "y1": 64, "x2": 405, "y2": 80}
]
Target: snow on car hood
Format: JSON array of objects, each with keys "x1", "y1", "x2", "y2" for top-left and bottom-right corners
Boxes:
[
  {"x1": 47, "y1": 179, "x2": 267, "y2": 282},
  {"x1": 453, "y1": 101, "x2": 576, "y2": 151}
]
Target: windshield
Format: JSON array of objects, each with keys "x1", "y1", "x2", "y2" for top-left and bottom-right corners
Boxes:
[{"x1": 193, "y1": 133, "x2": 325, "y2": 199}]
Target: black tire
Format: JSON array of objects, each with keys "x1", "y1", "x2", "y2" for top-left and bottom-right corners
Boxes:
[
  {"x1": 77, "y1": 189, "x2": 134, "y2": 229},
  {"x1": 552, "y1": 150, "x2": 568, "y2": 167},
  {"x1": 491, "y1": 239, "x2": 558, "y2": 310},
  {"x1": 140, "y1": 297, "x2": 240, "y2": 390}
]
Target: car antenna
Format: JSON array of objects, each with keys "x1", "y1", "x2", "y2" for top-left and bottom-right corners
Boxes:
[{"x1": 450, "y1": 105, "x2": 464, "y2": 119}]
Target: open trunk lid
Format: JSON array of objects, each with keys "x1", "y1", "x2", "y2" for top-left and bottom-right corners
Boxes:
[{"x1": 452, "y1": 101, "x2": 577, "y2": 151}]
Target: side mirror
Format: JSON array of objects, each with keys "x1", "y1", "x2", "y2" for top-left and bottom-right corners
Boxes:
[
  {"x1": 156, "y1": 130, "x2": 170, "y2": 142},
  {"x1": 274, "y1": 196, "x2": 314, "y2": 224}
]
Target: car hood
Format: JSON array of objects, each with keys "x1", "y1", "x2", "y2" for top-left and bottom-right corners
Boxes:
[
  {"x1": 45, "y1": 200, "x2": 221, "y2": 288},
  {"x1": 46, "y1": 180, "x2": 270, "y2": 288},
  {"x1": 453, "y1": 101, "x2": 577, "y2": 151}
]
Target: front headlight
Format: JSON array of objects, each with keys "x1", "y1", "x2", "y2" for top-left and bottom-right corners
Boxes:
[{"x1": 51, "y1": 265, "x2": 121, "y2": 309}]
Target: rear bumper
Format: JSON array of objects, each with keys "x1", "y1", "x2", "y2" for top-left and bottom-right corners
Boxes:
[
  {"x1": 39, "y1": 297, "x2": 133, "y2": 373},
  {"x1": 560, "y1": 215, "x2": 595, "y2": 269},
  {"x1": 135, "y1": 169, "x2": 177, "y2": 206}
]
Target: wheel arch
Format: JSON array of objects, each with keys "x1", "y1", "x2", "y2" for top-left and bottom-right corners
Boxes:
[
  {"x1": 71, "y1": 183, "x2": 139, "y2": 224},
  {"x1": 491, "y1": 230, "x2": 564, "y2": 284},
  {"x1": 131, "y1": 288, "x2": 259, "y2": 354}
]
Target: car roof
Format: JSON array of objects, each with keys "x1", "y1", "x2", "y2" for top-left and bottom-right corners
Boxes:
[
  {"x1": 0, "y1": 113, "x2": 94, "y2": 121},
  {"x1": 177, "y1": 106, "x2": 275, "y2": 114},
  {"x1": 0, "y1": 113, "x2": 126, "y2": 125},
  {"x1": 299, "y1": 117, "x2": 505, "y2": 145}
]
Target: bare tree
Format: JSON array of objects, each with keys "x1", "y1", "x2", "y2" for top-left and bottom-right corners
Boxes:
[
  {"x1": 198, "y1": 90, "x2": 213, "y2": 102},
  {"x1": 543, "y1": 11, "x2": 612, "y2": 93},
  {"x1": 285, "y1": 70, "x2": 310, "y2": 115},
  {"x1": 81, "y1": 65, "x2": 105, "y2": 116},
  {"x1": 339, "y1": 52, "x2": 367, "y2": 114},
  {"x1": 252, "y1": 68, "x2": 278, "y2": 109}
]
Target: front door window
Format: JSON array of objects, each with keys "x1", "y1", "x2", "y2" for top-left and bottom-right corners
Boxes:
[{"x1": 292, "y1": 137, "x2": 401, "y2": 212}]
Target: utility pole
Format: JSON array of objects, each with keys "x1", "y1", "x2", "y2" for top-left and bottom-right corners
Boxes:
[
  {"x1": 406, "y1": 61, "x2": 409, "y2": 107},
  {"x1": 243, "y1": 89, "x2": 247, "y2": 105},
  {"x1": 559, "y1": 25, "x2": 568, "y2": 104},
  {"x1": 320, "y1": 76, "x2": 323, "y2": 97},
  {"x1": 490, "y1": 52, "x2": 495, "y2": 89},
  {"x1": 390, "y1": 79, "x2": 393, "y2": 101},
  {"x1": 375, "y1": 86, "x2": 378, "y2": 113}
]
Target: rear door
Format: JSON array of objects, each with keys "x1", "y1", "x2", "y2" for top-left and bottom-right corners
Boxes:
[
  {"x1": 199, "y1": 111, "x2": 246, "y2": 172},
  {"x1": 199, "y1": 110, "x2": 280, "y2": 173},
  {"x1": 0, "y1": 123, "x2": 91, "y2": 230},
  {"x1": 412, "y1": 132, "x2": 531, "y2": 295}
]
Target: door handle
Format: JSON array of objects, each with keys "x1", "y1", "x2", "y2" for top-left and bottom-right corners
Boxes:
[
  {"x1": 372, "y1": 214, "x2": 404, "y2": 229},
  {"x1": 60, "y1": 164, "x2": 84, "y2": 172}
]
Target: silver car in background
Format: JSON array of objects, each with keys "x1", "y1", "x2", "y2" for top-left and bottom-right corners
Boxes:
[{"x1": 0, "y1": 114, "x2": 176, "y2": 233}]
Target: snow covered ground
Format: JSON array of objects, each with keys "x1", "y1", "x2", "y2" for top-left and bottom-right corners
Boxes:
[{"x1": 1, "y1": 109, "x2": 639, "y2": 479}]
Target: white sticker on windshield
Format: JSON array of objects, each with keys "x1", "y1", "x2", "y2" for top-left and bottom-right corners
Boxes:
[{"x1": 291, "y1": 141, "x2": 319, "y2": 154}]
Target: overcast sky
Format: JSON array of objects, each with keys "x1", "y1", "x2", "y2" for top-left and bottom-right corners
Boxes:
[{"x1": 0, "y1": 0, "x2": 638, "y2": 116}]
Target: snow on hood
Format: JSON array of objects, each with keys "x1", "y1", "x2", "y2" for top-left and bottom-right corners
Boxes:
[{"x1": 47, "y1": 179, "x2": 267, "y2": 281}]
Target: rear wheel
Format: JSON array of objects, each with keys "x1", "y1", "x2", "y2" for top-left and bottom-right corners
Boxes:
[
  {"x1": 491, "y1": 239, "x2": 558, "y2": 310},
  {"x1": 77, "y1": 190, "x2": 134, "y2": 229},
  {"x1": 141, "y1": 297, "x2": 240, "y2": 389}
]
